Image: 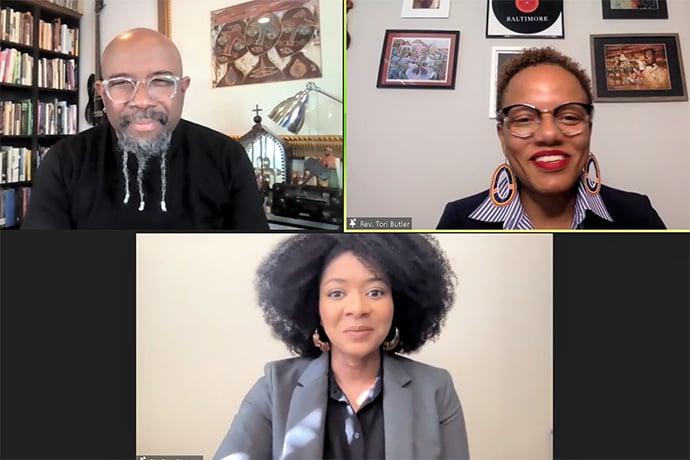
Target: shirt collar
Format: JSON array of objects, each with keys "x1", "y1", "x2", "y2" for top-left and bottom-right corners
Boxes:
[
  {"x1": 328, "y1": 356, "x2": 384, "y2": 403},
  {"x1": 468, "y1": 179, "x2": 613, "y2": 229}
]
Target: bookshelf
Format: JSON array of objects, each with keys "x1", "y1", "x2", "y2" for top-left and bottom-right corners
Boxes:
[{"x1": 0, "y1": 0, "x2": 81, "y2": 228}]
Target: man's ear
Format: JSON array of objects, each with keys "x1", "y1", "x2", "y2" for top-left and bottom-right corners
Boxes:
[
  {"x1": 95, "y1": 81, "x2": 105, "y2": 98},
  {"x1": 180, "y1": 76, "x2": 191, "y2": 93}
]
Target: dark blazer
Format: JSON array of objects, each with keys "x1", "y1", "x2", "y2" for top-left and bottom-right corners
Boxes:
[
  {"x1": 437, "y1": 185, "x2": 666, "y2": 230},
  {"x1": 214, "y1": 352, "x2": 470, "y2": 460}
]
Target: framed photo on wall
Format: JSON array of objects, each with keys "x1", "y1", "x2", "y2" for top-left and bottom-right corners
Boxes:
[
  {"x1": 489, "y1": 46, "x2": 525, "y2": 118},
  {"x1": 601, "y1": 0, "x2": 668, "y2": 19},
  {"x1": 486, "y1": 0, "x2": 564, "y2": 39},
  {"x1": 590, "y1": 33, "x2": 687, "y2": 102},
  {"x1": 400, "y1": 0, "x2": 451, "y2": 18},
  {"x1": 376, "y1": 29, "x2": 460, "y2": 89}
]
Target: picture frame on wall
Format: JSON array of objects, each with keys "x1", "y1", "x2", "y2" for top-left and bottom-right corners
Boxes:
[
  {"x1": 601, "y1": 0, "x2": 668, "y2": 20},
  {"x1": 400, "y1": 0, "x2": 451, "y2": 18},
  {"x1": 486, "y1": 0, "x2": 564, "y2": 39},
  {"x1": 590, "y1": 33, "x2": 687, "y2": 102},
  {"x1": 488, "y1": 46, "x2": 525, "y2": 118},
  {"x1": 376, "y1": 29, "x2": 460, "y2": 89}
]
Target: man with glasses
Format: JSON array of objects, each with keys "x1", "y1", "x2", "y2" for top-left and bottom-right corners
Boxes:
[
  {"x1": 436, "y1": 47, "x2": 665, "y2": 230},
  {"x1": 23, "y1": 28, "x2": 268, "y2": 230}
]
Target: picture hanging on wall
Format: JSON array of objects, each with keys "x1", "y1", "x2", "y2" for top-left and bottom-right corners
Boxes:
[
  {"x1": 590, "y1": 33, "x2": 687, "y2": 102},
  {"x1": 601, "y1": 0, "x2": 668, "y2": 19},
  {"x1": 400, "y1": 0, "x2": 451, "y2": 18},
  {"x1": 210, "y1": 0, "x2": 322, "y2": 88},
  {"x1": 485, "y1": 0, "x2": 564, "y2": 39},
  {"x1": 488, "y1": 46, "x2": 526, "y2": 118},
  {"x1": 376, "y1": 29, "x2": 460, "y2": 89}
]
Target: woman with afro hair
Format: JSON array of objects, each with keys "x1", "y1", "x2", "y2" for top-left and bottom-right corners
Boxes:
[{"x1": 214, "y1": 234, "x2": 470, "y2": 460}]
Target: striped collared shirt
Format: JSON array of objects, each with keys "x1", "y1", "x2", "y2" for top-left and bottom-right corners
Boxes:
[{"x1": 468, "y1": 180, "x2": 614, "y2": 229}]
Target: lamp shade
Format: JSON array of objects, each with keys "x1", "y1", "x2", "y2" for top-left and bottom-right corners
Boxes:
[{"x1": 268, "y1": 89, "x2": 311, "y2": 134}]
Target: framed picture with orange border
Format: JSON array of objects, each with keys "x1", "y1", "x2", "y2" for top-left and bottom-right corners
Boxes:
[
  {"x1": 590, "y1": 33, "x2": 688, "y2": 102},
  {"x1": 376, "y1": 29, "x2": 460, "y2": 90}
]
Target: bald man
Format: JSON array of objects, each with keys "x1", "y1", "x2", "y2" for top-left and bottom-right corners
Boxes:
[{"x1": 22, "y1": 28, "x2": 269, "y2": 230}]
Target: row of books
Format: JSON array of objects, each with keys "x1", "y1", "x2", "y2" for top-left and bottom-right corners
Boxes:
[
  {"x1": 0, "y1": 8, "x2": 32, "y2": 46},
  {"x1": 0, "y1": 186, "x2": 30, "y2": 228},
  {"x1": 1, "y1": 99, "x2": 32, "y2": 135},
  {"x1": 45, "y1": 0, "x2": 80, "y2": 13},
  {"x1": 37, "y1": 99, "x2": 78, "y2": 135},
  {"x1": 38, "y1": 18, "x2": 79, "y2": 56},
  {"x1": 0, "y1": 145, "x2": 33, "y2": 184},
  {"x1": 37, "y1": 56, "x2": 77, "y2": 90},
  {"x1": 1, "y1": 48, "x2": 33, "y2": 85},
  {"x1": 1, "y1": 99, "x2": 77, "y2": 136},
  {"x1": 1, "y1": 49, "x2": 77, "y2": 90},
  {"x1": 1, "y1": 8, "x2": 79, "y2": 56}
]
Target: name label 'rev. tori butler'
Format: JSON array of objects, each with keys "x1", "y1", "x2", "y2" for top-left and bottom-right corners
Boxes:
[{"x1": 506, "y1": 16, "x2": 550, "y2": 22}]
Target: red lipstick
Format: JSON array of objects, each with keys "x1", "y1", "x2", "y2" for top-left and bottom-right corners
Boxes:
[{"x1": 530, "y1": 150, "x2": 571, "y2": 171}]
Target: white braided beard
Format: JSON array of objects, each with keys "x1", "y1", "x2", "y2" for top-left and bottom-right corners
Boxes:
[{"x1": 116, "y1": 120, "x2": 172, "y2": 212}]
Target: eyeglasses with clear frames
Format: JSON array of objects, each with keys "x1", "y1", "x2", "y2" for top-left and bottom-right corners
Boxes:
[
  {"x1": 498, "y1": 102, "x2": 594, "y2": 138},
  {"x1": 101, "y1": 75, "x2": 184, "y2": 104}
]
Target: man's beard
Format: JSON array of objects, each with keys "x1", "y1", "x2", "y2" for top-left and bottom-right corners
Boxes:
[
  {"x1": 117, "y1": 108, "x2": 172, "y2": 163},
  {"x1": 117, "y1": 109, "x2": 173, "y2": 212}
]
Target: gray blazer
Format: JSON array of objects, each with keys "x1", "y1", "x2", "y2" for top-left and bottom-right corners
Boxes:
[{"x1": 214, "y1": 352, "x2": 470, "y2": 460}]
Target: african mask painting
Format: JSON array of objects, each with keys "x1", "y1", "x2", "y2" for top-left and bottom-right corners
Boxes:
[{"x1": 211, "y1": 0, "x2": 322, "y2": 88}]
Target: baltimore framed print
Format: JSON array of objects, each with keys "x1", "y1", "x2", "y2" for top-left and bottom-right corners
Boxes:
[{"x1": 486, "y1": 0, "x2": 564, "y2": 38}]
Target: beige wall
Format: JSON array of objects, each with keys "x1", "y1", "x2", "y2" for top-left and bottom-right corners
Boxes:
[
  {"x1": 78, "y1": 0, "x2": 342, "y2": 136},
  {"x1": 137, "y1": 233, "x2": 553, "y2": 460},
  {"x1": 345, "y1": 0, "x2": 690, "y2": 229}
]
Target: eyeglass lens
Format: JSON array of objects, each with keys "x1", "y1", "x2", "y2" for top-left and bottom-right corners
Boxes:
[
  {"x1": 106, "y1": 77, "x2": 177, "y2": 103},
  {"x1": 505, "y1": 103, "x2": 590, "y2": 137}
]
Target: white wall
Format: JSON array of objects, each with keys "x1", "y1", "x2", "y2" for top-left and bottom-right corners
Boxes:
[
  {"x1": 78, "y1": 0, "x2": 343, "y2": 136},
  {"x1": 345, "y1": 0, "x2": 690, "y2": 229},
  {"x1": 136, "y1": 233, "x2": 553, "y2": 460}
]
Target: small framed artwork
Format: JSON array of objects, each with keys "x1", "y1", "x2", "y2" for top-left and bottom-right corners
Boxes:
[
  {"x1": 486, "y1": 0, "x2": 564, "y2": 39},
  {"x1": 488, "y1": 46, "x2": 526, "y2": 118},
  {"x1": 401, "y1": 0, "x2": 451, "y2": 18},
  {"x1": 601, "y1": 0, "x2": 668, "y2": 19},
  {"x1": 376, "y1": 29, "x2": 460, "y2": 89},
  {"x1": 590, "y1": 33, "x2": 687, "y2": 102}
]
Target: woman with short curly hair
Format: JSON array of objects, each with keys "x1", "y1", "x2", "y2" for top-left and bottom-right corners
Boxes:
[
  {"x1": 214, "y1": 233, "x2": 470, "y2": 460},
  {"x1": 437, "y1": 47, "x2": 665, "y2": 230}
]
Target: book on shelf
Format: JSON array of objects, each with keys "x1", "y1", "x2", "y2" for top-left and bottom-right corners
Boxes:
[{"x1": 0, "y1": 185, "x2": 31, "y2": 228}]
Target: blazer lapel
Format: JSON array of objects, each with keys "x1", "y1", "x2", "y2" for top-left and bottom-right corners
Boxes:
[
  {"x1": 382, "y1": 354, "x2": 414, "y2": 460},
  {"x1": 281, "y1": 352, "x2": 329, "y2": 460}
]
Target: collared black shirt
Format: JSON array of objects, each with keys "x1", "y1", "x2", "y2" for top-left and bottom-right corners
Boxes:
[{"x1": 323, "y1": 366, "x2": 385, "y2": 459}]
